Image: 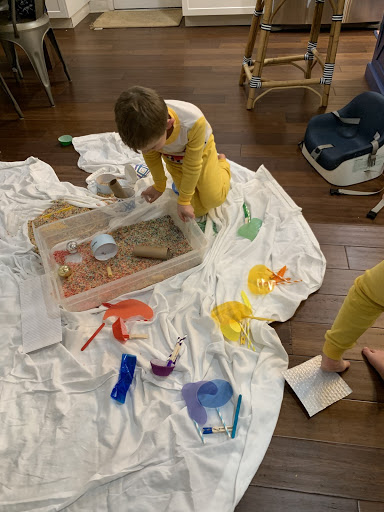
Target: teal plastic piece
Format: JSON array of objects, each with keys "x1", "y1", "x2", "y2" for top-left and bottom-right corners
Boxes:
[
  {"x1": 237, "y1": 218, "x2": 262, "y2": 241},
  {"x1": 58, "y1": 135, "x2": 73, "y2": 146}
]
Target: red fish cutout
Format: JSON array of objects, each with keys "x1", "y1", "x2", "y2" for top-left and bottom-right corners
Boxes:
[
  {"x1": 112, "y1": 317, "x2": 129, "y2": 343},
  {"x1": 81, "y1": 299, "x2": 153, "y2": 351},
  {"x1": 102, "y1": 299, "x2": 154, "y2": 322}
]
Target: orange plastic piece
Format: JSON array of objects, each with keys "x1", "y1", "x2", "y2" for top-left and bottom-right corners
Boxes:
[
  {"x1": 112, "y1": 317, "x2": 129, "y2": 343},
  {"x1": 102, "y1": 299, "x2": 154, "y2": 322}
]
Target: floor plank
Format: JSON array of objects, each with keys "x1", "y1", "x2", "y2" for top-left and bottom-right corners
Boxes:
[
  {"x1": 291, "y1": 321, "x2": 384, "y2": 360},
  {"x1": 292, "y1": 294, "x2": 384, "y2": 328},
  {"x1": 272, "y1": 320, "x2": 292, "y2": 355},
  {"x1": 346, "y1": 247, "x2": 384, "y2": 271},
  {"x1": 310, "y1": 224, "x2": 384, "y2": 248},
  {"x1": 359, "y1": 502, "x2": 384, "y2": 512},
  {"x1": 320, "y1": 245, "x2": 349, "y2": 269},
  {"x1": 236, "y1": 486, "x2": 358, "y2": 512},
  {"x1": 293, "y1": 294, "x2": 346, "y2": 324},
  {"x1": 275, "y1": 390, "x2": 384, "y2": 448},
  {"x1": 252, "y1": 437, "x2": 384, "y2": 502},
  {"x1": 318, "y1": 268, "x2": 361, "y2": 296}
]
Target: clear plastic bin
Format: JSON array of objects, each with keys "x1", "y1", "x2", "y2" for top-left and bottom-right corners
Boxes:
[{"x1": 33, "y1": 190, "x2": 207, "y2": 312}]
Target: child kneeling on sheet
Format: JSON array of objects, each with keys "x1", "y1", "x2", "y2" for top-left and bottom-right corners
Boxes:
[
  {"x1": 321, "y1": 260, "x2": 384, "y2": 381},
  {"x1": 115, "y1": 86, "x2": 231, "y2": 222}
]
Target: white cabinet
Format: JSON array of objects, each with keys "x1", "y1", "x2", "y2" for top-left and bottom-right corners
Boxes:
[
  {"x1": 46, "y1": 0, "x2": 89, "y2": 19},
  {"x1": 46, "y1": 0, "x2": 90, "y2": 27},
  {"x1": 182, "y1": 0, "x2": 254, "y2": 16},
  {"x1": 182, "y1": 0, "x2": 384, "y2": 21}
]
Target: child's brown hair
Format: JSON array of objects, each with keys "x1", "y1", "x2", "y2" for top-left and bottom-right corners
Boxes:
[{"x1": 114, "y1": 86, "x2": 168, "y2": 152}]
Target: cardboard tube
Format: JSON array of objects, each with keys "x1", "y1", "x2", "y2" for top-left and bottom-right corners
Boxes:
[
  {"x1": 132, "y1": 245, "x2": 171, "y2": 260},
  {"x1": 108, "y1": 178, "x2": 130, "y2": 198}
]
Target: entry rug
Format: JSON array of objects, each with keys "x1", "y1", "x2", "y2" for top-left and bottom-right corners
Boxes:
[{"x1": 91, "y1": 9, "x2": 183, "y2": 29}]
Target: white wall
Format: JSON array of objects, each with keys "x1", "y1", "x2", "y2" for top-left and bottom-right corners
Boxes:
[
  {"x1": 89, "y1": 0, "x2": 114, "y2": 11},
  {"x1": 114, "y1": 0, "x2": 181, "y2": 8},
  {"x1": 182, "y1": 0, "x2": 253, "y2": 16},
  {"x1": 46, "y1": 0, "x2": 90, "y2": 18}
]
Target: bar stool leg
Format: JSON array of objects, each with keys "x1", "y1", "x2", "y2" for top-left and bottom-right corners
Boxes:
[
  {"x1": 246, "y1": 0, "x2": 273, "y2": 110},
  {"x1": 321, "y1": 0, "x2": 346, "y2": 107},
  {"x1": 0, "y1": 72, "x2": 24, "y2": 119},
  {"x1": 304, "y1": 0, "x2": 325, "y2": 79},
  {"x1": 239, "y1": 0, "x2": 264, "y2": 86}
]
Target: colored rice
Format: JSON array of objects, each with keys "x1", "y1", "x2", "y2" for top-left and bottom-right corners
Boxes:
[{"x1": 53, "y1": 215, "x2": 193, "y2": 297}]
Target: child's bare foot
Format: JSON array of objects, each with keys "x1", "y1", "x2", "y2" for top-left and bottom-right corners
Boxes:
[
  {"x1": 362, "y1": 347, "x2": 384, "y2": 380},
  {"x1": 218, "y1": 153, "x2": 226, "y2": 160},
  {"x1": 321, "y1": 353, "x2": 350, "y2": 373}
]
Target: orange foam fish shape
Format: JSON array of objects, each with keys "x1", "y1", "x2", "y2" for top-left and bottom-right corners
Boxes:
[
  {"x1": 81, "y1": 299, "x2": 153, "y2": 351},
  {"x1": 102, "y1": 299, "x2": 154, "y2": 322}
]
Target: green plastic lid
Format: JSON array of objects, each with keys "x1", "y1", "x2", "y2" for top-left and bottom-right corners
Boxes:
[{"x1": 58, "y1": 135, "x2": 73, "y2": 146}]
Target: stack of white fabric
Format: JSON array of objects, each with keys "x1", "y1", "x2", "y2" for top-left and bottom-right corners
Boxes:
[{"x1": 0, "y1": 136, "x2": 325, "y2": 512}]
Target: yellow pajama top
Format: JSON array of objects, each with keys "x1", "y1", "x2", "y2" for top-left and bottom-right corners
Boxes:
[{"x1": 143, "y1": 100, "x2": 213, "y2": 206}]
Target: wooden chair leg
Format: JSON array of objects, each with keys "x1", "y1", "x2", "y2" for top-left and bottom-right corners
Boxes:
[
  {"x1": 239, "y1": 0, "x2": 264, "y2": 86},
  {"x1": 305, "y1": 0, "x2": 325, "y2": 79},
  {"x1": 321, "y1": 0, "x2": 346, "y2": 107},
  {"x1": 246, "y1": 0, "x2": 273, "y2": 110}
]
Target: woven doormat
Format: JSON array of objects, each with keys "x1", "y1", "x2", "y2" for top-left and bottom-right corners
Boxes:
[{"x1": 90, "y1": 9, "x2": 183, "y2": 29}]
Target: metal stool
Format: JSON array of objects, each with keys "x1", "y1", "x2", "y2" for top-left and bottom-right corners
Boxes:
[
  {"x1": 0, "y1": 0, "x2": 71, "y2": 107},
  {"x1": 239, "y1": 0, "x2": 346, "y2": 109},
  {"x1": 0, "y1": 71, "x2": 23, "y2": 118}
]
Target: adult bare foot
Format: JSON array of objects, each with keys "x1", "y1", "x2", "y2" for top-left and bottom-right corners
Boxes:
[
  {"x1": 362, "y1": 347, "x2": 384, "y2": 380},
  {"x1": 321, "y1": 353, "x2": 350, "y2": 373},
  {"x1": 218, "y1": 153, "x2": 226, "y2": 160}
]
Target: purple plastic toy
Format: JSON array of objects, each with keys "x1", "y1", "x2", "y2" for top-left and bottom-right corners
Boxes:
[{"x1": 150, "y1": 335, "x2": 186, "y2": 377}]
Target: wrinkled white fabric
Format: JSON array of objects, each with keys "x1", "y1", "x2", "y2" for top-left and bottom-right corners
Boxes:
[{"x1": 0, "y1": 148, "x2": 325, "y2": 512}]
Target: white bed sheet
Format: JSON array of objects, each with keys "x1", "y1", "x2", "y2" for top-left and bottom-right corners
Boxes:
[{"x1": 0, "y1": 147, "x2": 325, "y2": 512}]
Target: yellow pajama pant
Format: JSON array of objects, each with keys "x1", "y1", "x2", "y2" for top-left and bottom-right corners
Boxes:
[
  {"x1": 323, "y1": 260, "x2": 384, "y2": 360},
  {"x1": 165, "y1": 135, "x2": 231, "y2": 217}
]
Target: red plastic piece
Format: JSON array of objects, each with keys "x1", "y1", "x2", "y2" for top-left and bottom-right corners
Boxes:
[
  {"x1": 112, "y1": 317, "x2": 129, "y2": 343},
  {"x1": 102, "y1": 299, "x2": 154, "y2": 322}
]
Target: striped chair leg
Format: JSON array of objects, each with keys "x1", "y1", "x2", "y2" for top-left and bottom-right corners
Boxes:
[
  {"x1": 239, "y1": 0, "x2": 264, "y2": 86},
  {"x1": 321, "y1": 0, "x2": 346, "y2": 107},
  {"x1": 247, "y1": 0, "x2": 273, "y2": 110},
  {"x1": 304, "y1": 0, "x2": 325, "y2": 79}
]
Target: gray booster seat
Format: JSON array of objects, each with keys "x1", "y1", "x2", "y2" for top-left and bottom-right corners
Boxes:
[{"x1": 301, "y1": 91, "x2": 384, "y2": 187}]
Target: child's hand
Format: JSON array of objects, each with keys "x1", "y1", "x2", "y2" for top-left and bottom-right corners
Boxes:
[
  {"x1": 177, "y1": 204, "x2": 195, "y2": 222},
  {"x1": 141, "y1": 186, "x2": 163, "y2": 203}
]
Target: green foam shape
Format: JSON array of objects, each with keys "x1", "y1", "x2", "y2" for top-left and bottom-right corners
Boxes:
[{"x1": 237, "y1": 218, "x2": 262, "y2": 241}]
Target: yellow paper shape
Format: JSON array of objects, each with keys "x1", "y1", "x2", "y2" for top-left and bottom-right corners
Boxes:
[
  {"x1": 212, "y1": 301, "x2": 252, "y2": 324},
  {"x1": 220, "y1": 321, "x2": 241, "y2": 341},
  {"x1": 241, "y1": 290, "x2": 252, "y2": 309},
  {"x1": 248, "y1": 265, "x2": 276, "y2": 295}
]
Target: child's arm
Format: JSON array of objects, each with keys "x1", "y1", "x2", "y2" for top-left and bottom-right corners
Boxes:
[
  {"x1": 143, "y1": 151, "x2": 167, "y2": 194},
  {"x1": 177, "y1": 117, "x2": 206, "y2": 207}
]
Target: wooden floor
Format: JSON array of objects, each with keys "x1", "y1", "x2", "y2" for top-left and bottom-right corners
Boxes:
[{"x1": 1, "y1": 16, "x2": 384, "y2": 512}]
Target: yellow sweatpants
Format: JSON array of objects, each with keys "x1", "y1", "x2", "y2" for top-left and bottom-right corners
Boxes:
[
  {"x1": 165, "y1": 135, "x2": 231, "y2": 217},
  {"x1": 323, "y1": 260, "x2": 384, "y2": 360}
]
